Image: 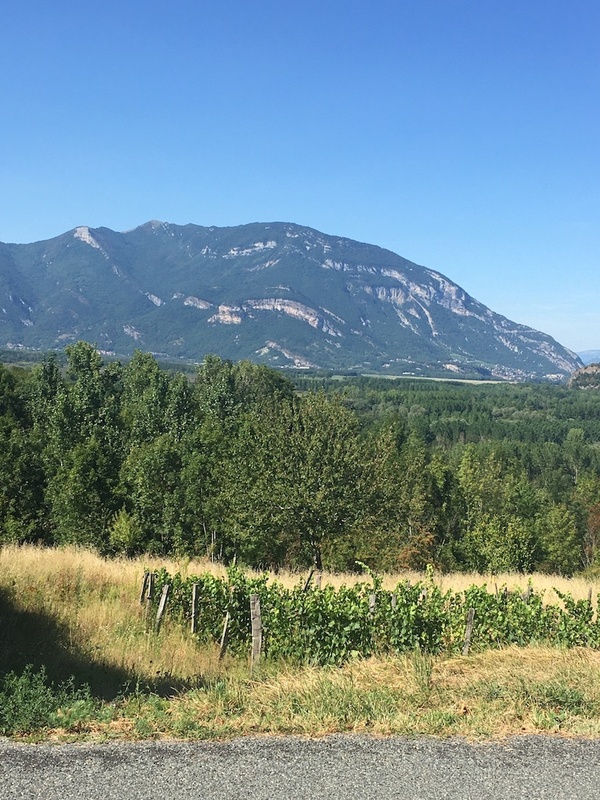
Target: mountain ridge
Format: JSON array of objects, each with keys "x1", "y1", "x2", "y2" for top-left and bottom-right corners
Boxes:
[{"x1": 0, "y1": 220, "x2": 582, "y2": 381}]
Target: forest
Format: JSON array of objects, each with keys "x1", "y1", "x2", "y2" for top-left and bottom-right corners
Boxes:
[{"x1": 1, "y1": 341, "x2": 600, "y2": 576}]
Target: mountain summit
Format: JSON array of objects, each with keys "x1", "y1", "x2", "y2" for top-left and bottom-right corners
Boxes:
[{"x1": 0, "y1": 221, "x2": 581, "y2": 380}]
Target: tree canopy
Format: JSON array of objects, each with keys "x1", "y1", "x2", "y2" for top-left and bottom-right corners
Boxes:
[{"x1": 1, "y1": 345, "x2": 600, "y2": 575}]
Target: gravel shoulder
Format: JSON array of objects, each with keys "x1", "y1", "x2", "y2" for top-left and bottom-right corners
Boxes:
[{"x1": 2, "y1": 735, "x2": 600, "y2": 800}]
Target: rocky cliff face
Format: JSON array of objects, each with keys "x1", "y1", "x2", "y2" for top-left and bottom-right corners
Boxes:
[{"x1": 0, "y1": 221, "x2": 582, "y2": 380}]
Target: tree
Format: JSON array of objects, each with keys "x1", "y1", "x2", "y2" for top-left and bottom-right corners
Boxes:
[
  {"x1": 217, "y1": 393, "x2": 365, "y2": 569},
  {"x1": 121, "y1": 350, "x2": 170, "y2": 446},
  {"x1": 538, "y1": 503, "x2": 582, "y2": 575},
  {"x1": 0, "y1": 420, "x2": 46, "y2": 544},
  {"x1": 47, "y1": 436, "x2": 119, "y2": 548},
  {"x1": 573, "y1": 475, "x2": 600, "y2": 567},
  {"x1": 457, "y1": 446, "x2": 540, "y2": 572},
  {"x1": 118, "y1": 433, "x2": 185, "y2": 554}
]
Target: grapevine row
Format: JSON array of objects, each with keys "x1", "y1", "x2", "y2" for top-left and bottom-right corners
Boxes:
[{"x1": 146, "y1": 566, "x2": 600, "y2": 665}]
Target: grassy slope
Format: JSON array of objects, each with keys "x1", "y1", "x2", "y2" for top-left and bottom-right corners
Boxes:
[{"x1": 1, "y1": 545, "x2": 600, "y2": 741}]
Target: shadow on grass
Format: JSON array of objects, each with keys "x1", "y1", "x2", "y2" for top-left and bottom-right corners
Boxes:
[{"x1": 0, "y1": 586, "x2": 197, "y2": 701}]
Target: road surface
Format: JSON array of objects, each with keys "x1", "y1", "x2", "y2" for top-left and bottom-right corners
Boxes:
[{"x1": 1, "y1": 735, "x2": 599, "y2": 799}]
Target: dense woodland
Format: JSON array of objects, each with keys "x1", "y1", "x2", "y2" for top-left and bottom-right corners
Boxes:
[{"x1": 1, "y1": 342, "x2": 600, "y2": 575}]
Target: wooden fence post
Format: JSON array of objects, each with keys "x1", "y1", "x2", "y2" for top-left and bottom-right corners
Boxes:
[
  {"x1": 144, "y1": 572, "x2": 155, "y2": 627},
  {"x1": 250, "y1": 593, "x2": 262, "y2": 667},
  {"x1": 219, "y1": 611, "x2": 231, "y2": 661},
  {"x1": 219, "y1": 583, "x2": 236, "y2": 661},
  {"x1": 369, "y1": 593, "x2": 376, "y2": 618},
  {"x1": 191, "y1": 583, "x2": 199, "y2": 634},
  {"x1": 391, "y1": 593, "x2": 397, "y2": 611},
  {"x1": 462, "y1": 607, "x2": 475, "y2": 655},
  {"x1": 140, "y1": 571, "x2": 149, "y2": 605},
  {"x1": 302, "y1": 570, "x2": 315, "y2": 593},
  {"x1": 155, "y1": 583, "x2": 170, "y2": 632}
]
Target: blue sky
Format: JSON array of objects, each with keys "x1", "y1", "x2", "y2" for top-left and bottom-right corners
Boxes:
[{"x1": 1, "y1": 0, "x2": 598, "y2": 352}]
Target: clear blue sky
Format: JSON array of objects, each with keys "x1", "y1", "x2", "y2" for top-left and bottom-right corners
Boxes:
[{"x1": 2, "y1": 0, "x2": 598, "y2": 352}]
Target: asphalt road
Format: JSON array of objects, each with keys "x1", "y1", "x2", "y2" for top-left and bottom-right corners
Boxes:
[{"x1": 1, "y1": 735, "x2": 599, "y2": 800}]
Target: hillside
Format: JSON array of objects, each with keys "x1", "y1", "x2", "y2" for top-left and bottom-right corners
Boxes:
[
  {"x1": 579, "y1": 350, "x2": 600, "y2": 366},
  {"x1": 570, "y1": 363, "x2": 600, "y2": 389},
  {"x1": 0, "y1": 220, "x2": 582, "y2": 380}
]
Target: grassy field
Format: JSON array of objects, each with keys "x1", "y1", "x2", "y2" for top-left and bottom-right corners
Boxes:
[{"x1": 1, "y1": 545, "x2": 600, "y2": 741}]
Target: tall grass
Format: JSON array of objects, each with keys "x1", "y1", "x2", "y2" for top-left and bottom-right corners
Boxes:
[
  {"x1": 1, "y1": 545, "x2": 600, "y2": 740},
  {"x1": 2, "y1": 544, "x2": 598, "y2": 685}
]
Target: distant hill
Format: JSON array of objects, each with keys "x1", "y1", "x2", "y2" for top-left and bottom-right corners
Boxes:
[
  {"x1": 569, "y1": 363, "x2": 600, "y2": 389},
  {"x1": 578, "y1": 350, "x2": 600, "y2": 366},
  {"x1": 0, "y1": 220, "x2": 582, "y2": 380}
]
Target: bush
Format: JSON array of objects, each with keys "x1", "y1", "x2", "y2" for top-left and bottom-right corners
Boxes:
[{"x1": 0, "y1": 665, "x2": 94, "y2": 735}]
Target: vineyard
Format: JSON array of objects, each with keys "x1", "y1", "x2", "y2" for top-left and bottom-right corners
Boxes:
[
  {"x1": 149, "y1": 566, "x2": 600, "y2": 665},
  {"x1": 3, "y1": 547, "x2": 600, "y2": 740}
]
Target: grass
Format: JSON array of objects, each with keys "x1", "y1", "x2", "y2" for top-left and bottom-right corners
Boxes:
[
  {"x1": 4, "y1": 541, "x2": 594, "y2": 599},
  {"x1": 1, "y1": 545, "x2": 600, "y2": 741}
]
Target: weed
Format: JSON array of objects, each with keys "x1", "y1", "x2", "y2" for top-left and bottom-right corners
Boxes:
[
  {"x1": 410, "y1": 647, "x2": 435, "y2": 700},
  {"x1": 0, "y1": 666, "x2": 95, "y2": 735}
]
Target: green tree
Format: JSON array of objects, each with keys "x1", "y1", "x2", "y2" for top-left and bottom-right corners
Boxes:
[
  {"x1": 217, "y1": 394, "x2": 365, "y2": 570},
  {"x1": 0, "y1": 420, "x2": 46, "y2": 543},
  {"x1": 538, "y1": 503, "x2": 582, "y2": 575},
  {"x1": 47, "y1": 436, "x2": 119, "y2": 547},
  {"x1": 458, "y1": 447, "x2": 540, "y2": 571},
  {"x1": 121, "y1": 350, "x2": 170, "y2": 446},
  {"x1": 118, "y1": 433, "x2": 185, "y2": 554}
]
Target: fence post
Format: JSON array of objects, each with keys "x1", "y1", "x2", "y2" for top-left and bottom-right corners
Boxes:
[
  {"x1": 139, "y1": 571, "x2": 149, "y2": 605},
  {"x1": 462, "y1": 607, "x2": 475, "y2": 655},
  {"x1": 191, "y1": 583, "x2": 199, "y2": 634},
  {"x1": 391, "y1": 593, "x2": 397, "y2": 611},
  {"x1": 250, "y1": 593, "x2": 262, "y2": 667},
  {"x1": 219, "y1": 583, "x2": 236, "y2": 661},
  {"x1": 369, "y1": 593, "x2": 376, "y2": 618},
  {"x1": 144, "y1": 572, "x2": 155, "y2": 627},
  {"x1": 219, "y1": 611, "x2": 231, "y2": 661},
  {"x1": 155, "y1": 583, "x2": 170, "y2": 632},
  {"x1": 302, "y1": 570, "x2": 315, "y2": 593}
]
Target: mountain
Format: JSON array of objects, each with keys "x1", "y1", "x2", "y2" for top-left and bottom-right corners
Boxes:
[
  {"x1": 0, "y1": 220, "x2": 582, "y2": 380},
  {"x1": 578, "y1": 350, "x2": 600, "y2": 366}
]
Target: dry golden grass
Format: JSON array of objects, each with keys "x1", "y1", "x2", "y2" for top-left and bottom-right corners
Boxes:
[
  {"x1": 1, "y1": 543, "x2": 598, "y2": 687},
  {"x1": 3, "y1": 544, "x2": 600, "y2": 742},
  {"x1": 2, "y1": 542, "x2": 596, "y2": 601},
  {"x1": 0, "y1": 544, "x2": 229, "y2": 687}
]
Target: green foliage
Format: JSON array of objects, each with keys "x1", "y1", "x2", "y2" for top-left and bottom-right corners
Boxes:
[
  {"x1": 150, "y1": 567, "x2": 600, "y2": 666},
  {"x1": 3, "y1": 349, "x2": 600, "y2": 572},
  {"x1": 47, "y1": 436, "x2": 119, "y2": 548},
  {"x1": 0, "y1": 666, "x2": 94, "y2": 735},
  {"x1": 108, "y1": 508, "x2": 143, "y2": 556}
]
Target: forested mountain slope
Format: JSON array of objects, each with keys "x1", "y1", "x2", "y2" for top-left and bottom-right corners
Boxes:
[{"x1": 0, "y1": 221, "x2": 581, "y2": 380}]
